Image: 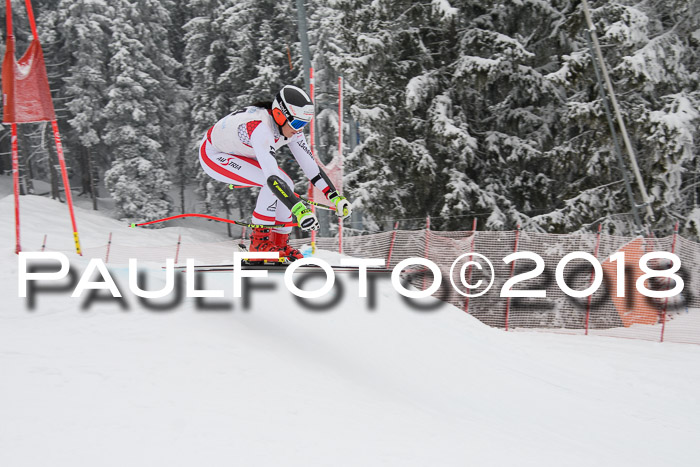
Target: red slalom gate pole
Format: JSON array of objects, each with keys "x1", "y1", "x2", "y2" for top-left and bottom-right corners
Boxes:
[
  {"x1": 51, "y1": 120, "x2": 82, "y2": 255},
  {"x1": 338, "y1": 217, "x2": 343, "y2": 255},
  {"x1": 24, "y1": 0, "x2": 39, "y2": 41},
  {"x1": 585, "y1": 224, "x2": 603, "y2": 335},
  {"x1": 11, "y1": 124, "x2": 21, "y2": 254},
  {"x1": 337, "y1": 76, "x2": 343, "y2": 256},
  {"x1": 309, "y1": 66, "x2": 316, "y2": 254},
  {"x1": 504, "y1": 225, "x2": 521, "y2": 331}
]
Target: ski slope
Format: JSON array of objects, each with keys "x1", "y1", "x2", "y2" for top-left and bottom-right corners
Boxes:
[{"x1": 1, "y1": 194, "x2": 700, "y2": 467}]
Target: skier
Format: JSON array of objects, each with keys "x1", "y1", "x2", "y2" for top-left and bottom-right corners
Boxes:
[{"x1": 198, "y1": 84, "x2": 351, "y2": 262}]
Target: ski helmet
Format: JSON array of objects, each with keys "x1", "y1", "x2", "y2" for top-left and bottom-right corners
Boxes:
[{"x1": 271, "y1": 85, "x2": 314, "y2": 130}]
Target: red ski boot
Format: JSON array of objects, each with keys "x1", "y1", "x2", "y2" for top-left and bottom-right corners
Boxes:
[
  {"x1": 271, "y1": 231, "x2": 304, "y2": 262},
  {"x1": 248, "y1": 227, "x2": 284, "y2": 263}
]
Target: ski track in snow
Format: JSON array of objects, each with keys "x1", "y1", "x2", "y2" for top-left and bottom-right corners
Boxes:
[{"x1": 1, "y1": 192, "x2": 699, "y2": 466}]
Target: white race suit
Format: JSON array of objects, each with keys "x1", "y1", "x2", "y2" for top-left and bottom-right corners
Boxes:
[{"x1": 199, "y1": 106, "x2": 332, "y2": 234}]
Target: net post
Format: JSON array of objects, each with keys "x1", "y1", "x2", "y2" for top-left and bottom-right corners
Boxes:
[
  {"x1": 386, "y1": 221, "x2": 399, "y2": 267},
  {"x1": 174, "y1": 235, "x2": 182, "y2": 266},
  {"x1": 660, "y1": 222, "x2": 680, "y2": 343},
  {"x1": 504, "y1": 225, "x2": 521, "y2": 331},
  {"x1": 422, "y1": 216, "x2": 431, "y2": 290},
  {"x1": 463, "y1": 218, "x2": 478, "y2": 314},
  {"x1": 105, "y1": 232, "x2": 113, "y2": 263},
  {"x1": 585, "y1": 224, "x2": 603, "y2": 335}
]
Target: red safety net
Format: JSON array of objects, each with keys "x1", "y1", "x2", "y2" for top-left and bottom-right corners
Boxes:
[{"x1": 2, "y1": 1, "x2": 56, "y2": 123}]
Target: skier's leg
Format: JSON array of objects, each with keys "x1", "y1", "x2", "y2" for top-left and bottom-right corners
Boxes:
[
  {"x1": 198, "y1": 136, "x2": 264, "y2": 187},
  {"x1": 272, "y1": 171, "x2": 294, "y2": 235},
  {"x1": 199, "y1": 137, "x2": 279, "y2": 255},
  {"x1": 270, "y1": 172, "x2": 303, "y2": 260}
]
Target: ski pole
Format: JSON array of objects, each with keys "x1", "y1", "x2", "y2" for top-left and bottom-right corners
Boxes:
[
  {"x1": 129, "y1": 213, "x2": 297, "y2": 229},
  {"x1": 228, "y1": 184, "x2": 336, "y2": 211}
]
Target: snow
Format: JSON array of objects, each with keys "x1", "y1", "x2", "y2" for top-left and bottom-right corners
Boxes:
[{"x1": 1, "y1": 192, "x2": 700, "y2": 466}]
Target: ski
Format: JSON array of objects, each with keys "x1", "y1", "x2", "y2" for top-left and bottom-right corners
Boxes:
[
  {"x1": 180, "y1": 264, "x2": 395, "y2": 274},
  {"x1": 167, "y1": 243, "x2": 395, "y2": 273}
]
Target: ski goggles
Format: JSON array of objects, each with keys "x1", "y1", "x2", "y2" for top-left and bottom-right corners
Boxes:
[{"x1": 289, "y1": 117, "x2": 310, "y2": 130}]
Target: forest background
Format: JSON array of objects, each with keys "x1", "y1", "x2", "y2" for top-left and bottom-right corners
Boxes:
[{"x1": 1, "y1": 0, "x2": 698, "y2": 238}]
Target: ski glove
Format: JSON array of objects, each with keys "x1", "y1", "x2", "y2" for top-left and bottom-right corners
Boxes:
[
  {"x1": 328, "y1": 191, "x2": 351, "y2": 219},
  {"x1": 292, "y1": 201, "x2": 320, "y2": 231}
]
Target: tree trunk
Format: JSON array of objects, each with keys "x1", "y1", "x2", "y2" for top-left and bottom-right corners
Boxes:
[
  {"x1": 45, "y1": 123, "x2": 60, "y2": 200},
  {"x1": 86, "y1": 146, "x2": 98, "y2": 210},
  {"x1": 18, "y1": 126, "x2": 34, "y2": 195}
]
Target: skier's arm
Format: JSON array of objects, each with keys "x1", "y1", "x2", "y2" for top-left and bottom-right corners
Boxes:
[
  {"x1": 288, "y1": 133, "x2": 352, "y2": 219},
  {"x1": 249, "y1": 124, "x2": 320, "y2": 230},
  {"x1": 287, "y1": 133, "x2": 336, "y2": 196},
  {"x1": 249, "y1": 124, "x2": 285, "y2": 183}
]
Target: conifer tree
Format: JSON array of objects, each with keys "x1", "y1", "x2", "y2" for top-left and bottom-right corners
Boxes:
[{"x1": 103, "y1": 0, "x2": 179, "y2": 222}]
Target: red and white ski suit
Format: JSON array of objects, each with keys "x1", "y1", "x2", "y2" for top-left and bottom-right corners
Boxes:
[{"x1": 199, "y1": 106, "x2": 331, "y2": 234}]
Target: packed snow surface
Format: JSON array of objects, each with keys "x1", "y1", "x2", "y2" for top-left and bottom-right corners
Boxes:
[{"x1": 1, "y1": 193, "x2": 699, "y2": 467}]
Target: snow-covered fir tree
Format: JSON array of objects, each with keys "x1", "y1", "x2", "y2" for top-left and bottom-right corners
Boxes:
[
  {"x1": 184, "y1": 0, "x2": 304, "y2": 226},
  {"x1": 3, "y1": 0, "x2": 698, "y2": 238},
  {"x1": 540, "y1": 0, "x2": 699, "y2": 236},
  {"x1": 41, "y1": 0, "x2": 113, "y2": 203},
  {"x1": 103, "y1": 0, "x2": 180, "y2": 222}
]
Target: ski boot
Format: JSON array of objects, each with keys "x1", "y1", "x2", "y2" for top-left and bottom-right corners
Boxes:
[
  {"x1": 247, "y1": 227, "x2": 285, "y2": 265},
  {"x1": 271, "y1": 231, "x2": 304, "y2": 262}
]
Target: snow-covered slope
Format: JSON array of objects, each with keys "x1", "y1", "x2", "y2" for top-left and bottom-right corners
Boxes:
[{"x1": 1, "y1": 194, "x2": 699, "y2": 467}]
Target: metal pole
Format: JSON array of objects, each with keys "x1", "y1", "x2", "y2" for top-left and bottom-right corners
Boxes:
[
  {"x1": 584, "y1": 30, "x2": 643, "y2": 232},
  {"x1": 295, "y1": 0, "x2": 311, "y2": 93},
  {"x1": 581, "y1": 0, "x2": 654, "y2": 222}
]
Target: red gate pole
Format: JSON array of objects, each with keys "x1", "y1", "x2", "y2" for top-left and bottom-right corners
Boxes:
[
  {"x1": 338, "y1": 218, "x2": 343, "y2": 255},
  {"x1": 585, "y1": 224, "x2": 603, "y2": 335},
  {"x1": 51, "y1": 120, "x2": 82, "y2": 255},
  {"x1": 11, "y1": 124, "x2": 21, "y2": 254},
  {"x1": 337, "y1": 75, "x2": 343, "y2": 255},
  {"x1": 308, "y1": 67, "x2": 316, "y2": 254},
  {"x1": 464, "y1": 218, "x2": 478, "y2": 314},
  {"x1": 504, "y1": 225, "x2": 521, "y2": 331},
  {"x1": 24, "y1": 0, "x2": 39, "y2": 40},
  {"x1": 386, "y1": 221, "x2": 399, "y2": 267},
  {"x1": 660, "y1": 222, "x2": 679, "y2": 343}
]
